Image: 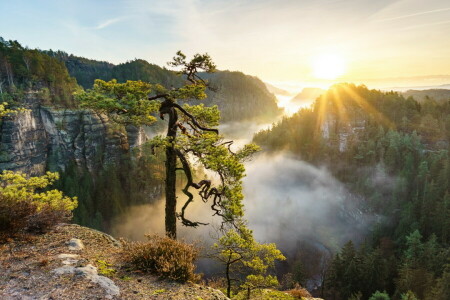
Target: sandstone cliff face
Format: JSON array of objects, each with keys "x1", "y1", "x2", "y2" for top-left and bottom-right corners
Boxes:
[{"x1": 0, "y1": 92, "x2": 147, "y2": 175}]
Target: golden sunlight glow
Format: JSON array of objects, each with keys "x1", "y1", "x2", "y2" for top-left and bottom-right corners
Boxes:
[
  {"x1": 276, "y1": 95, "x2": 313, "y2": 116},
  {"x1": 312, "y1": 54, "x2": 346, "y2": 80}
]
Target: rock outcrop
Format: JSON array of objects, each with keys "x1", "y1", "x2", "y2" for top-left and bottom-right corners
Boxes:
[
  {"x1": 0, "y1": 92, "x2": 147, "y2": 175},
  {"x1": 0, "y1": 224, "x2": 229, "y2": 300}
]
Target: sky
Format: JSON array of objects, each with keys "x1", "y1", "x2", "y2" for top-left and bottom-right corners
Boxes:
[{"x1": 1, "y1": 0, "x2": 450, "y2": 87}]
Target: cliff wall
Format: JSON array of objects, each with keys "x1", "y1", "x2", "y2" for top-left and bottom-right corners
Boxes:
[{"x1": 0, "y1": 92, "x2": 146, "y2": 175}]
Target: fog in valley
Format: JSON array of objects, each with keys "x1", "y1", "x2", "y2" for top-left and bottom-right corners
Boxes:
[{"x1": 112, "y1": 93, "x2": 376, "y2": 279}]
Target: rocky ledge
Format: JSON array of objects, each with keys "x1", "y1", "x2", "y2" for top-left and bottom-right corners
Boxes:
[{"x1": 0, "y1": 224, "x2": 228, "y2": 300}]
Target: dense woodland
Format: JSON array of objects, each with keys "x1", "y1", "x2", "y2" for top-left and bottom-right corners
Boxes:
[
  {"x1": 0, "y1": 38, "x2": 78, "y2": 106},
  {"x1": 48, "y1": 51, "x2": 281, "y2": 122},
  {"x1": 254, "y1": 84, "x2": 450, "y2": 299},
  {"x1": 54, "y1": 146, "x2": 166, "y2": 231},
  {"x1": 198, "y1": 71, "x2": 282, "y2": 122},
  {"x1": 45, "y1": 50, "x2": 184, "y2": 90}
]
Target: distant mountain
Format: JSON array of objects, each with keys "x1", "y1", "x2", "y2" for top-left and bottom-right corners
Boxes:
[
  {"x1": 291, "y1": 87, "x2": 325, "y2": 104},
  {"x1": 403, "y1": 88, "x2": 450, "y2": 103},
  {"x1": 44, "y1": 50, "x2": 114, "y2": 89},
  {"x1": 264, "y1": 82, "x2": 291, "y2": 96},
  {"x1": 47, "y1": 52, "x2": 280, "y2": 122},
  {"x1": 197, "y1": 71, "x2": 282, "y2": 122},
  {"x1": 45, "y1": 51, "x2": 183, "y2": 89}
]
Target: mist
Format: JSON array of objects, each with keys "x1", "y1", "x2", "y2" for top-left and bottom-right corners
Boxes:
[
  {"x1": 243, "y1": 153, "x2": 371, "y2": 254},
  {"x1": 112, "y1": 117, "x2": 375, "y2": 279},
  {"x1": 112, "y1": 151, "x2": 373, "y2": 251}
]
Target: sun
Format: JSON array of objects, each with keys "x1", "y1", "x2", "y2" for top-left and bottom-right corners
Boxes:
[{"x1": 312, "y1": 53, "x2": 346, "y2": 80}]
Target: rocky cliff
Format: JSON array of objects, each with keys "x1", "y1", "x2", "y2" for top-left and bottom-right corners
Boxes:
[{"x1": 0, "y1": 91, "x2": 147, "y2": 175}]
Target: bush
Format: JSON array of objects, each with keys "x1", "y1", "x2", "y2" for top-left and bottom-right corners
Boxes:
[
  {"x1": 286, "y1": 287, "x2": 312, "y2": 299},
  {"x1": 122, "y1": 234, "x2": 199, "y2": 282},
  {"x1": 369, "y1": 290, "x2": 390, "y2": 300},
  {"x1": 0, "y1": 171, "x2": 77, "y2": 240},
  {"x1": 401, "y1": 291, "x2": 419, "y2": 300}
]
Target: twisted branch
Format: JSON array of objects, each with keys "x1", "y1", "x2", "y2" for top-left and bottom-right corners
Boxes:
[
  {"x1": 175, "y1": 149, "x2": 225, "y2": 227},
  {"x1": 173, "y1": 103, "x2": 219, "y2": 134}
]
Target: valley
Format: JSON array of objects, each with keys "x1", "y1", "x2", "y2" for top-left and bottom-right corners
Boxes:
[{"x1": 1, "y1": 35, "x2": 449, "y2": 300}]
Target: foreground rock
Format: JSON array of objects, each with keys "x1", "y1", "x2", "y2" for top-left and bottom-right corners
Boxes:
[{"x1": 0, "y1": 224, "x2": 229, "y2": 300}]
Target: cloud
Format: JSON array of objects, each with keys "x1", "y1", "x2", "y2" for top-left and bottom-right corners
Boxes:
[
  {"x1": 95, "y1": 16, "x2": 129, "y2": 30},
  {"x1": 373, "y1": 6, "x2": 450, "y2": 22}
]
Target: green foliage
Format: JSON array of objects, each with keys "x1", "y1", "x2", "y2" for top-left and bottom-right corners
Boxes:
[
  {"x1": 0, "y1": 38, "x2": 79, "y2": 106},
  {"x1": 151, "y1": 289, "x2": 167, "y2": 295},
  {"x1": 0, "y1": 102, "x2": 27, "y2": 117},
  {"x1": 55, "y1": 152, "x2": 165, "y2": 231},
  {"x1": 96, "y1": 259, "x2": 117, "y2": 277},
  {"x1": 77, "y1": 52, "x2": 260, "y2": 234},
  {"x1": 0, "y1": 170, "x2": 78, "y2": 238},
  {"x1": 401, "y1": 290, "x2": 419, "y2": 300},
  {"x1": 368, "y1": 290, "x2": 390, "y2": 300},
  {"x1": 211, "y1": 222, "x2": 285, "y2": 297},
  {"x1": 0, "y1": 171, "x2": 77, "y2": 211},
  {"x1": 234, "y1": 289, "x2": 295, "y2": 300},
  {"x1": 76, "y1": 79, "x2": 159, "y2": 125},
  {"x1": 46, "y1": 50, "x2": 182, "y2": 89},
  {"x1": 122, "y1": 234, "x2": 199, "y2": 282}
]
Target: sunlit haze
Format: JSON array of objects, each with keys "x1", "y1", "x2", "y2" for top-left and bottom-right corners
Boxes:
[
  {"x1": 1, "y1": 0, "x2": 450, "y2": 89},
  {"x1": 312, "y1": 53, "x2": 346, "y2": 80}
]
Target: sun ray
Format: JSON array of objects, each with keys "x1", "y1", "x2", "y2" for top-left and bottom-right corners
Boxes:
[
  {"x1": 341, "y1": 85, "x2": 395, "y2": 129},
  {"x1": 331, "y1": 87, "x2": 350, "y2": 128},
  {"x1": 315, "y1": 93, "x2": 329, "y2": 136}
]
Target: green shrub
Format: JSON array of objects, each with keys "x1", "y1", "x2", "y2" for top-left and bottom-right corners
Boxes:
[
  {"x1": 369, "y1": 290, "x2": 390, "y2": 300},
  {"x1": 122, "y1": 234, "x2": 199, "y2": 282},
  {"x1": 0, "y1": 171, "x2": 78, "y2": 240},
  {"x1": 401, "y1": 291, "x2": 419, "y2": 300}
]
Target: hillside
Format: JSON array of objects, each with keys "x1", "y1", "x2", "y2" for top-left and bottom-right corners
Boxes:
[
  {"x1": 44, "y1": 50, "x2": 115, "y2": 89},
  {"x1": 264, "y1": 82, "x2": 291, "y2": 96},
  {"x1": 290, "y1": 88, "x2": 325, "y2": 105},
  {"x1": 254, "y1": 83, "x2": 450, "y2": 299},
  {"x1": 0, "y1": 224, "x2": 229, "y2": 300},
  {"x1": 46, "y1": 51, "x2": 183, "y2": 90},
  {"x1": 0, "y1": 38, "x2": 78, "y2": 107},
  {"x1": 198, "y1": 71, "x2": 282, "y2": 122},
  {"x1": 403, "y1": 88, "x2": 450, "y2": 103},
  {"x1": 48, "y1": 51, "x2": 281, "y2": 123}
]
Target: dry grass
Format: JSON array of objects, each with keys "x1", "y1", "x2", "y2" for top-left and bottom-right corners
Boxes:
[
  {"x1": 0, "y1": 198, "x2": 71, "y2": 241},
  {"x1": 122, "y1": 234, "x2": 200, "y2": 282},
  {"x1": 287, "y1": 287, "x2": 313, "y2": 299}
]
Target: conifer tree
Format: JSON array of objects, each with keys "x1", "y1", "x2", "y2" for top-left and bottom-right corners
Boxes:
[{"x1": 76, "y1": 51, "x2": 259, "y2": 239}]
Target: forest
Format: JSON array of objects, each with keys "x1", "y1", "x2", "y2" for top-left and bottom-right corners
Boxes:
[
  {"x1": 0, "y1": 38, "x2": 78, "y2": 106},
  {"x1": 0, "y1": 34, "x2": 449, "y2": 300},
  {"x1": 254, "y1": 83, "x2": 450, "y2": 299}
]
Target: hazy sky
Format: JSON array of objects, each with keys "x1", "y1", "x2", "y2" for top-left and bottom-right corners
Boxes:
[{"x1": 1, "y1": 0, "x2": 450, "y2": 84}]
